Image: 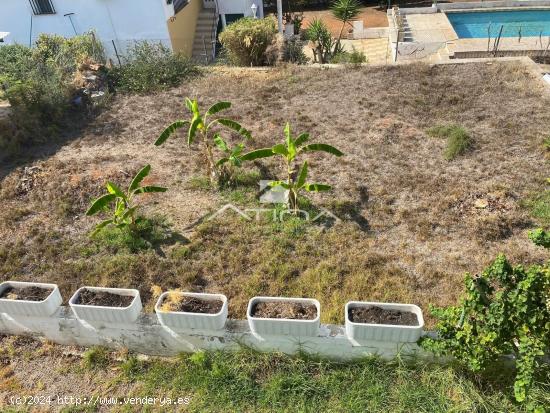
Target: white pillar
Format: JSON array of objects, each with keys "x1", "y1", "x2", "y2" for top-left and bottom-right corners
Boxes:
[{"x1": 276, "y1": 0, "x2": 283, "y2": 34}]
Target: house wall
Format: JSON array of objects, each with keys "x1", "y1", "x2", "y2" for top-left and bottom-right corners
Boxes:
[
  {"x1": 0, "y1": 0, "x2": 175, "y2": 59},
  {"x1": 167, "y1": 0, "x2": 202, "y2": 56},
  {"x1": 219, "y1": 0, "x2": 263, "y2": 18}
]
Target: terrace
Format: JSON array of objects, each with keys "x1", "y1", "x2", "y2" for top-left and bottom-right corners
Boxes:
[{"x1": 388, "y1": 1, "x2": 550, "y2": 61}]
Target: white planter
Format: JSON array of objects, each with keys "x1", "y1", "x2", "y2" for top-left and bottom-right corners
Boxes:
[
  {"x1": 0, "y1": 281, "x2": 62, "y2": 317},
  {"x1": 155, "y1": 292, "x2": 228, "y2": 330},
  {"x1": 345, "y1": 301, "x2": 424, "y2": 342},
  {"x1": 69, "y1": 287, "x2": 142, "y2": 323},
  {"x1": 247, "y1": 296, "x2": 320, "y2": 337}
]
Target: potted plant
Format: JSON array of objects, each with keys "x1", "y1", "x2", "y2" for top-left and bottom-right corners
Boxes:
[
  {"x1": 345, "y1": 301, "x2": 424, "y2": 342},
  {"x1": 69, "y1": 286, "x2": 142, "y2": 323},
  {"x1": 0, "y1": 281, "x2": 62, "y2": 317},
  {"x1": 155, "y1": 291, "x2": 228, "y2": 330},
  {"x1": 247, "y1": 296, "x2": 320, "y2": 337}
]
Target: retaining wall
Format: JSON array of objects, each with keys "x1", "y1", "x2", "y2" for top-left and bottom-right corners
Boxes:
[{"x1": 0, "y1": 306, "x2": 427, "y2": 360}]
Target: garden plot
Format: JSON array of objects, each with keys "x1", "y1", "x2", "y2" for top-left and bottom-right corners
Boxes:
[{"x1": 0, "y1": 61, "x2": 549, "y2": 327}]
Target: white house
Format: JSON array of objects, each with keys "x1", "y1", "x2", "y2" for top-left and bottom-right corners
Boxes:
[{"x1": 0, "y1": 0, "x2": 263, "y2": 61}]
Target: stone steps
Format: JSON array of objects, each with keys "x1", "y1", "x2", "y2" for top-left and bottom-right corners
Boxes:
[{"x1": 192, "y1": 9, "x2": 217, "y2": 63}]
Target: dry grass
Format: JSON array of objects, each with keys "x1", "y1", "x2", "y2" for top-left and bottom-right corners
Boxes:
[{"x1": 1, "y1": 62, "x2": 549, "y2": 326}]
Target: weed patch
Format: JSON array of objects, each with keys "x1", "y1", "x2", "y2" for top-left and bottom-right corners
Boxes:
[
  {"x1": 91, "y1": 216, "x2": 170, "y2": 253},
  {"x1": 108, "y1": 42, "x2": 199, "y2": 93},
  {"x1": 524, "y1": 190, "x2": 550, "y2": 227},
  {"x1": 427, "y1": 124, "x2": 472, "y2": 160}
]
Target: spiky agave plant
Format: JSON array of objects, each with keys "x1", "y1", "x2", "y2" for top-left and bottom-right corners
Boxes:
[
  {"x1": 306, "y1": 18, "x2": 334, "y2": 63},
  {"x1": 86, "y1": 164, "x2": 167, "y2": 234},
  {"x1": 155, "y1": 98, "x2": 251, "y2": 185},
  {"x1": 241, "y1": 123, "x2": 343, "y2": 211}
]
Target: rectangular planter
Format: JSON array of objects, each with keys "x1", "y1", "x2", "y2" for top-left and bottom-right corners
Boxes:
[
  {"x1": 69, "y1": 287, "x2": 142, "y2": 324},
  {"x1": 345, "y1": 301, "x2": 424, "y2": 342},
  {"x1": 0, "y1": 281, "x2": 62, "y2": 317},
  {"x1": 155, "y1": 292, "x2": 228, "y2": 330},
  {"x1": 247, "y1": 296, "x2": 320, "y2": 337}
]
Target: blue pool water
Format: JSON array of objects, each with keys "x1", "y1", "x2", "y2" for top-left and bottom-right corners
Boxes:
[{"x1": 447, "y1": 10, "x2": 550, "y2": 38}]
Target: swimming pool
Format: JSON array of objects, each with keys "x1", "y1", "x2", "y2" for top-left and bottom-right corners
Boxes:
[{"x1": 447, "y1": 10, "x2": 550, "y2": 38}]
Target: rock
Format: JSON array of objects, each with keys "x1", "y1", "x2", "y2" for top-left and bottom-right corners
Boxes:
[{"x1": 474, "y1": 198, "x2": 489, "y2": 209}]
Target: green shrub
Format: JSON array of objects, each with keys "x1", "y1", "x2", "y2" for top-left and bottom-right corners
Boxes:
[
  {"x1": 330, "y1": 46, "x2": 367, "y2": 65},
  {"x1": 92, "y1": 216, "x2": 169, "y2": 253},
  {"x1": 0, "y1": 33, "x2": 106, "y2": 156},
  {"x1": 219, "y1": 18, "x2": 277, "y2": 66},
  {"x1": 108, "y1": 42, "x2": 198, "y2": 93},
  {"x1": 421, "y1": 237, "x2": 550, "y2": 407},
  {"x1": 528, "y1": 228, "x2": 550, "y2": 248},
  {"x1": 0, "y1": 44, "x2": 33, "y2": 83},
  {"x1": 427, "y1": 124, "x2": 472, "y2": 160},
  {"x1": 5, "y1": 63, "x2": 71, "y2": 122},
  {"x1": 32, "y1": 32, "x2": 105, "y2": 73},
  {"x1": 283, "y1": 38, "x2": 309, "y2": 64}
]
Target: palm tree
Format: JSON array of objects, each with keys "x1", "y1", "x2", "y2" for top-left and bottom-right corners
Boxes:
[{"x1": 331, "y1": 0, "x2": 362, "y2": 54}]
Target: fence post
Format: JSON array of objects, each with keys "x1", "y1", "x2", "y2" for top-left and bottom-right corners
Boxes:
[{"x1": 112, "y1": 39, "x2": 121, "y2": 66}]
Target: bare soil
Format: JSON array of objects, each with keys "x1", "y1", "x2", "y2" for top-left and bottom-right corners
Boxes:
[
  {"x1": 74, "y1": 290, "x2": 134, "y2": 308},
  {"x1": 349, "y1": 306, "x2": 419, "y2": 326},
  {"x1": 163, "y1": 295, "x2": 223, "y2": 314},
  {"x1": 252, "y1": 301, "x2": 318, "y2": 320},
  {"x1": 1, "y1": 62, "x2": 549, "y2": 326},
  {"x1": 0, "y1": 286, "x2": 52, "y2": 302}
]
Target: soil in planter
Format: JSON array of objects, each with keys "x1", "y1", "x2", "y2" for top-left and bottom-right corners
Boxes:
[
  {"x1": 160, "y1": 294, "x2": 223, "y2": 314},
  {"x1": 75, "y1": 289, "x2": 134, "y2": 308},
  {"x1": 349, "y1": 306, "x2": 419, "y2": 326},
  {"x1": 0, "y1": 286, "x2": 52, "y2": 302},
  {"x1": 252, "y1": 301, "x2": 317, "y2": 320}
]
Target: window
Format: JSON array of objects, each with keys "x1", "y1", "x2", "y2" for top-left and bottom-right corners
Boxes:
[
  {"x1": 173, "y1": 0, "x2": 189, "y2": 14},
  {"x1": 29, "y1": 0, "x2": 56, "y2": 15}
]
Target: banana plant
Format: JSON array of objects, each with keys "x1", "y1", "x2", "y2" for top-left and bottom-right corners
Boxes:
[
  {"x1": 154, "y1": 98, "x2": 251, "y2": 184},
  {"x1": 241, "y1": 123, "x2": 343, "y2": 211},
  {"x1": 214, "y1": 135, "x2": 246, "y2": 184},
  {"x1": 269, "y1": 160, "x2": 332, "y2": 212},
  {"x1": 86, "y1": 165, "x2": 167, "y2": 235}
]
